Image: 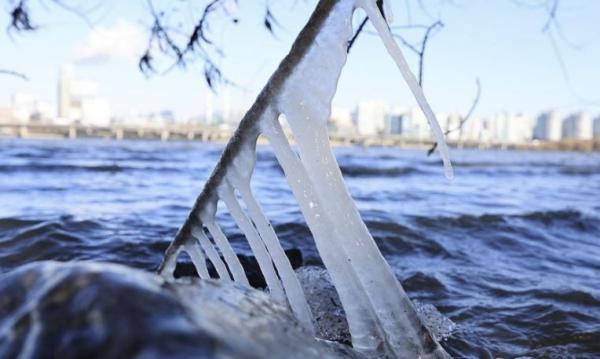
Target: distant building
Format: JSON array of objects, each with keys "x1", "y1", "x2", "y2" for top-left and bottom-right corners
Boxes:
[
  {"x1": 58, "y1": 65, "x2": 73, "y2": 119},
  {"x1": 11, "y1": 93, "x2": 36, "y2": 123},
  {"x1": 329, "y1": 106, "x2": 355, "y2": 135},
  {"x1": 486, "y1": 112, "x2": 534, "y2": 144},
  {"x1": 534, "y1": 111, "x2": 563, "y2": 141},
  {"x1": 437, "y1": 113, "x2": 462, "y2": 142},
  {"x1": 353, "y1": 101, "x2": 387, "y2": 136},
  {"x1": 205, "y1": 92, "x2": 214, "y2": 125},
  {"x1": 385, "y1": 113, "x2": 403, "y2": 135},
  {"x1": 0, "y1": 107, "x2": 15, "y2": 123},
  {"x1": 30, "y1": 101, "x2": 55, "y2": 123},
  {"x1": 57, "y1": 64, "x2": 111, "y2": 125},
  {"x1": 562, "y1": 112, "x2": 592, "y2": 140},
  {"x1": 594, "y1": 116, "x2": 600, "y2": 138},
  {"x1": 400, "y1": 107, "x2": 430, "y2": 141},
  {"x1": 80, "y1": 98, "x2": 111, "y2": 126},
  {"x1": 459, "y1": 116, "x2": 484, "y2": 143}
]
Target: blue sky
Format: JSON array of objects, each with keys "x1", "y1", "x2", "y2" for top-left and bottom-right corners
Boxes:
[{"x1": 1, "y1": 0, "x2": 599, "y2": 119}]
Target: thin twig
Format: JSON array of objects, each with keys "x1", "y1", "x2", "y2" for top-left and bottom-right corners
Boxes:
[
  {"x1": 0, "y1": 69, "x2": 29, "y2": 81},
  {"x1": 427, "y1": 78, "x2": 481, "y2": 156},
  {"x1": 392, "y1": 20, "x2": 443, "y2": 87},
  {"x1": 347, "y1": 0, "x2": 384, "y2": 53},
  {"x1": 49, "y1": 0, "x2": 96, "y2": 28}
]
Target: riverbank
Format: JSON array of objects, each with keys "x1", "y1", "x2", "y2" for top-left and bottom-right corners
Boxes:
[{"x1": 1, "y1": 122, "x2": 599, "y2": 152}]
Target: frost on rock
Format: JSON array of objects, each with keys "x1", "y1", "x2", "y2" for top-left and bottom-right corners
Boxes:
[
  {"x1": 412, "y1": 300, "x2": 457, "y2": 342},
  {"x1": 296, "y1": 266, "x2": 456, "y2": 345},
  {"x1": 296, "y1": 266, "x2": 351, "y2": 345},
  {"x1": 158, "y1": 0, "x2": 453, "y2": 357}
]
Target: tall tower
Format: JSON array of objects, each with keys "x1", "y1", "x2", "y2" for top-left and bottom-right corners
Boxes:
[
  {"x1": 58, "y1": 65, "x2": 73, "y2": 119},
  {"x1": 222, "y1": 85, "x2": 231, "y2": 124},
  {"x1": 205, "y1": 91, "x2": 214, "y2": 125}
]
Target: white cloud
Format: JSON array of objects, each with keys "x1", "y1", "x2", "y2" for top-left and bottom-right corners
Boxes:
[{"x1": 75, "y1": 20, "x2": 145, "y2": 63}]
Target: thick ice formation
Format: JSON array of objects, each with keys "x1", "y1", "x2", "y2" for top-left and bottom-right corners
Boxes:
[{"x1": 159, "y1": 0, "x2": 452, "y2": 357}]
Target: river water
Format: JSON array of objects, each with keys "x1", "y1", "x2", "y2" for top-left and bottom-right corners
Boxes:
[{"x1": 0, "y1": 138, "x2": 598, "y2": 358}]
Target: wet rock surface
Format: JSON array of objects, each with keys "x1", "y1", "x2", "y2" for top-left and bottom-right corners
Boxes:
[{"x1": 0, "y1": 261, "x2": 358, "y2": 359}]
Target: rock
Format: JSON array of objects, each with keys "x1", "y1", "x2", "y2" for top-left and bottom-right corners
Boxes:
[
  {"x1": 0, "y1": 261, "x2": 359, "y2": 359},
  {"x1": 296, "y1": 266, "x2": 351, "y2": 345},
  {"x1": 296, "y1": 266, "x2": 456, "y2": 346}
]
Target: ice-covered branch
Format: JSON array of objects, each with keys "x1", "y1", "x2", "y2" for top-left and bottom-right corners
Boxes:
[{"x1": 159, "y1": 2, "x2": 453, "y2": 357}]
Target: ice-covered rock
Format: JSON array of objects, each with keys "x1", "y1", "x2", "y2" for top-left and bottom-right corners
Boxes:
[
  {"x1": 0, "y1": 261, "x2": 360, "y2": 359},
  {"x1": 297, "y1": 266, "x2": 456, "y2": 346}
]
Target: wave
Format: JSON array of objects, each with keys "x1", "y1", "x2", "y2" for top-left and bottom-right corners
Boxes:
[
  {"x1": 0, "y1": 163, "x2": 192, "y2": 174},
  {"x1": 425, "y1": 159, "x2": 599, "y2": 176},
  {"x1": 0, "y1": 163, "x2": 125, "y2": 173},
  {"x1": 414, "y1": 209, "x2": 597, "y2": 230},
  {"x1": 0, "y1": 216, "x2": 166, "y2": 274},
  {"x1": 339, "y1": 164, "x2": 425, "y2": 177}
]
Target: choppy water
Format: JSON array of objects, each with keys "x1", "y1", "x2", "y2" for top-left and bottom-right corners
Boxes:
[{"x1": 0, "y1": 138, "x2": 599, "y2": 358}]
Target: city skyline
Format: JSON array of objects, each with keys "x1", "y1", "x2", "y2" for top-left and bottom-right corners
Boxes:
[
  {"x1": 2, "y1": 1, "x2": 600, "y2": 121},
  {"x1": 2, "y1": 62, "x2": 599, "y2": 146},
  {"x1": 4, "y1": 62, "x2": 600, "y2": 124}
]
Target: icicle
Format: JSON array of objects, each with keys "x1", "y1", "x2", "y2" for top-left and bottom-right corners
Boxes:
[
  {"x1": 274, "y1": 1, "x2": 449, "y2": 356},
  {"x1": 158, "y1": 245, "x2": 180, "y2": 280},
  {"x1": 230, "y1": 177, "x2": 314, "y2": 333},
  {"x1": 202, "y1": 216, "x2": 250, "y2": 286},
  {"x1": 183, "y1": 239, "x2": 211, "y2": 279},
  {"x1": 261, "y1": 112, "x2": 383, "y2": 351},
  {"x1": 226, "y1": 133, "x2": 314, "y2": 333},
  {"x1": 190, "y1": 226, "x2": 232, "y2": 281},
  {"x1": 219, "y1": 182, "x2": 287, "y2": 304},
  {"x1": 359, "y1": 0, "x2": 454, "y2": 179},
  {"x1": 383, "y1": 0, "x2": 394, "y2": 23},
  {"x1": 159, "y1": 0, "x2": 452, "y2": 356}
]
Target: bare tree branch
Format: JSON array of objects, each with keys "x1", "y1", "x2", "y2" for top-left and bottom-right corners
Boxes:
[
  {"x1": 8, "y1": 0, "x2": 36, "y2": 34},
  {"x1": 0, "y1": 69, "x2": 29, "y2": 81},
  {"x1": 427, "y1": 78, "x2": 481, "y2": 156},
  {"x1": 47, "y1": 0, "x2": 99, "y2": 28},
  {"x1": 347, "y1": 0, "x2": 384, "y2": 53},
  {"x1": 391, "y1": 20, "x2": 443, "y2": 87}
]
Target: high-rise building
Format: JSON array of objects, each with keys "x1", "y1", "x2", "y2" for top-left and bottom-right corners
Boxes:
[
  {"x1": 385, "y1": 113, "x2": 403, "y2": 135},
  {"x1": 534, "y1": 111, "x2": 563, "y2": 141},
  {"x1": 205, "y1": 91, "x2": 214, "y2": 125},
  {"x1": 437, "y1": 113, "x2": 463, "y2": 142},
  {"x1": 486, "y1": 112, "x2": 534, "y2": 144},
  {"x1": 459, "y1": 116, "x2": 484, "y2": 142},
  {"x1": 222, "y1": 86, "x2": 231, "y2": 125},
  {"x1": 399, "y1": 107, "x2": 430, "y2": 141},
  {"x1": 56, "y1": 64, "x2": 111, "y2": 125},
  {"x1": 58, "y1": 65, "x2": 73, "y2": 119},
  {"x1": 562, "y1": 112, "x2": 592, "y2": 140}
]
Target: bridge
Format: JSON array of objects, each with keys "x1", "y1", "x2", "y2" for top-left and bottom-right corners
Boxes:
[
  {"x1": 0, "y1": 122, "x2": 233, "y2": 142},
  {"x1": 1, "y1": 122, "x2": 597, "y2": 152}
]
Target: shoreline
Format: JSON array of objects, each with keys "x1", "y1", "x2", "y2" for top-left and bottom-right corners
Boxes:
[{"x1": 1, "y1": 123, "x2": 598, "y2": 152}]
